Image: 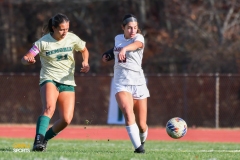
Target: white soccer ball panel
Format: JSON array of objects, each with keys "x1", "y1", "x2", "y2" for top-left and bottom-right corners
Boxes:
[{"x1": 166, "y1": 117, "x2": 187, "y2": 139}]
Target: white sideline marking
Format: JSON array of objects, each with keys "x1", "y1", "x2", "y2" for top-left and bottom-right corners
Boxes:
[
  {"x1": 155, "y1": 149, "x2": 240, "y2": 153},
  {"x1": 185, "y1": 150, "x2": 240, "y2": 153}
]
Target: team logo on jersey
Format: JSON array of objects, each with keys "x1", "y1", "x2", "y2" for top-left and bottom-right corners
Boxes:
[
  {"x1": 46, "y1": 47, "x2": 72, "y2": 56},
  {"x1": 114, "y1": 47, "x2": 122, "y2": 52}
]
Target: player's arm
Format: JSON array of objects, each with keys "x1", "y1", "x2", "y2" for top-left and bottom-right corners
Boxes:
[
  {"x1": 80, "y1": 47, "x2": 90, "y2": 73},
  {"x1": 21, "y1": 45, "x2": 39, "y2": 65},
  {"x1": 102, "y1": 48, "x2": 114, "y2": 62},
  {"x1": 118, "y1": 41, "x2": 143, "y2": 61},
  {"x1": 123, "y1": 41, "x2": 143, "y2": 51}
]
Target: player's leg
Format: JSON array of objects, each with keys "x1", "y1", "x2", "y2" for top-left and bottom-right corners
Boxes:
[
  {"x1": 116, "y1": 91, "x2": 135, "y2": 125},
  {"x1": 44, "y1": 90, "x2": 75, "y2": 143},
  {"x1": 54, "y1": 91, "x2": 75, "y2": 132},
  {"x1": 33, "y1": 81, "x2": 59, "y2": 151},
  {"x1": 131, "y1": 84, "x2": 149, "y2": 153},
  {"x1": 134, "y1": 98, "x2": 148, "y2": 144},
  {"x1": 115, "y1": 91, "x2": 143, "y2": 153}
]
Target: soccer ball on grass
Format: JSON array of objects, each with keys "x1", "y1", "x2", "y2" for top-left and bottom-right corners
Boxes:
[{"x1": 166, "y1": 117, "x2": 187, "y2": 139}]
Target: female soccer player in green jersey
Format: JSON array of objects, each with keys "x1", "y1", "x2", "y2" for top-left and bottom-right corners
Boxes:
[{"x1": 21, "y1": 13, "x2": 90, "y2": 151}]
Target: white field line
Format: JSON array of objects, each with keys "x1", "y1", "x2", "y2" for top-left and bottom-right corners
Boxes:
[{"x1": 152, "y1": 149, "x2": 240, "y2": 153}]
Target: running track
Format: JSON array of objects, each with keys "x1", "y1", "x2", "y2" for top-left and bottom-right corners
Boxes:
[{"x1": 0, "y1": 125, "x2": 239, "y2": 143}]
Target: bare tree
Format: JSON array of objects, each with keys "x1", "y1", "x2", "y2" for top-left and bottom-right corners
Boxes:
[{"x1": 152, "y1": 0, "x2": 240, "y2": 73}]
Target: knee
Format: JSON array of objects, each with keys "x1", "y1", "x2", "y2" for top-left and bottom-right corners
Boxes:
[
  {"x1": 61, "y1": 116, "x2": 73, "y2": 126},
  {"x1": 121, "y1": 106, "x2": 134, "y2": 117},
  {"x1": 122, "y1": 110, "x2": 135, "y2": 121},
  {"x1": 65, "y1": 118, "x2": 72, "y2": 125},
  {"x1": 123, "y1": 112, "x2": 136, "y2": 125},
  {"x1": 138, "y1": 123, "x2": 148, "y2": 133},
  {"x1": 43, "y1": 106, "x2": 55, "y2": 117}
]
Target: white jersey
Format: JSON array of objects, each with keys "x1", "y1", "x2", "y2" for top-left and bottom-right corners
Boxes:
[{"x1": 113, "y1": 33, "x2": 146, "y2": 85}]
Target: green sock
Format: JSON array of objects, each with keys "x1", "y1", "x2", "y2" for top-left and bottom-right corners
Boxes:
[
  {"x1": 36, "y1": 115, "x2": 50, "y2": 136},
  {"x1": 45, "y1": 127, "x2": 57, "y2": 141}
]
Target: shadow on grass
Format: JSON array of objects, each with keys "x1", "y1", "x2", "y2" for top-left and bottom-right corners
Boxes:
[
  {"x1": 0, "y1": 148, "x2": 12, "y2": 152},
  {"x1": 46, "y1": 149, "x2": 130, "y2": 154}
]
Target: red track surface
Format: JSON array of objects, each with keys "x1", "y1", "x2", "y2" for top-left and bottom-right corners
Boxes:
[{"x1": 0, "y1": 125, "x2": 239, "y2": 143}]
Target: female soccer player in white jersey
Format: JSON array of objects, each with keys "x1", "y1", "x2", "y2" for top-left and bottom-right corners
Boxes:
[
  {"x1": 21, "y1": 13, "x2": 90, "y2": 151},
  {"x1": 102, "y1": 14, "x2": 149, "y2": 153}
]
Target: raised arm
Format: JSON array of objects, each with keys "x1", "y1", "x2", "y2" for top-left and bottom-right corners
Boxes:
[{"x1": 118, "y1": 41, "x2": 143, "y2": 61}]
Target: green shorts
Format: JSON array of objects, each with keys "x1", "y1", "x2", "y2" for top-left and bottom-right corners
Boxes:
[{"x1": 40, "y1": 80, "x2": 75, "y2": 92}]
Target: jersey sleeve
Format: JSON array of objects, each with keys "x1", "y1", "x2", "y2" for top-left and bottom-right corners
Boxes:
[
  {"x1": 134, "y1": 34, "x2": 144, "y2": 44},
  {"x1": 29, "y1": 44, "x2": 40, "y2": 56},
  {"x1": 31, "y1": 40, "x2": 44, "y2": 56},
  {"x1": 73, "y1": 35, "x2": 86, "y2": 52}
]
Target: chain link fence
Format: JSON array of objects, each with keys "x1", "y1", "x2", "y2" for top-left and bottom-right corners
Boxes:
[{"x1": 0, "y1": 73, "x2": 239, "y2": 128}]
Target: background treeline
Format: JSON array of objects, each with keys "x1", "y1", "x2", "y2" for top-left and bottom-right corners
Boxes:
[{"x1": 1, "y1": 0, "x2": 240, "y2": 74}]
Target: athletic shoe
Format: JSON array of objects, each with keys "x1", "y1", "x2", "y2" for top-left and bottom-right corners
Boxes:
[
  {"x1": 32, "y1": 134, "x2": 45, "y2": 152},
  {"x1": 134, "y1": 144, "x2": 145, "y2": 153},
  {"x1": 42, "y1": 140, "x2": 48, "y2": 151}
]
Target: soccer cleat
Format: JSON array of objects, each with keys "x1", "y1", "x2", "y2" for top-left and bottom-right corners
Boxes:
[
  {"x1": 32, "y1": 134, "x2": 46, "y2": 152},
  {"x1": 134, "y1": 144, "x2": 145, "y2": 154},
  {"x1": 42, "y1": 139, "x2": 48, "y2": 151},
  {"x1": 32, "y1": 143, "x2": 45, "y2": 152}
]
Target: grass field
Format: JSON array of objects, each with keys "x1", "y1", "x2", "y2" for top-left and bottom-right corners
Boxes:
[{"x1": 1, "y1": 138, "x2": 240, "y2": 160}]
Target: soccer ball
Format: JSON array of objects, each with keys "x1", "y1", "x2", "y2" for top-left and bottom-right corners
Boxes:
[{"x1": 166, "y1": 117, "x2": 187, "y2": 139}]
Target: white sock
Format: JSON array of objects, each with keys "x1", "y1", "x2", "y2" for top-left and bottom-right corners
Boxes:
[
  {"x1": 126, "y1": 123, "x2": 141, "y2": 149},
  {"x1": 140, "y1": 127, "x2": 148, "y2": 143}
]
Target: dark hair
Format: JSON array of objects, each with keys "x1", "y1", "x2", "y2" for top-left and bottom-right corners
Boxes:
[
  {"x1": 42, "y1": 13, "x2": 70, "y2": 35},
  {"x1": 122, "y1": 14, "x2": 141, "y2": 34},
  {"x1": 122, "y1": 14, "x2": 137, "y2": 26}
]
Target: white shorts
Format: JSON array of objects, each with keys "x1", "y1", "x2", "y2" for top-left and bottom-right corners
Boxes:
[{"x1": 114, "y1": 83, "x2": 150, "y2": 99}]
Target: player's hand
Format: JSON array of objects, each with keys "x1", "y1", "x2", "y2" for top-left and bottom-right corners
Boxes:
[
  {"x1": 23, "y1": 56, "x2": 36, "y2": 65},
  {"x1": 118, "y1": 48, "x2": 126, "y2": 61},
  {"x1": 27, "y1": 57, "x2": 36, "y2": 64},
  {"x1": 80, "y1": 62, "x2": 90, "y2": 73},
  {"x1": 102, "y1": 55, "x2": 109, "y2": 62}
]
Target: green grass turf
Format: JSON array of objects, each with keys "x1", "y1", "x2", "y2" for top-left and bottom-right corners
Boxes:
[{"x1": 0, "y1": 138, "x2": 240, "y2": 160}]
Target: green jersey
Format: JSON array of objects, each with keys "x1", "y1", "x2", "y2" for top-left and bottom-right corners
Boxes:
[{"x1": 33, "y1": 32, "x2": 86, "y2": 86}]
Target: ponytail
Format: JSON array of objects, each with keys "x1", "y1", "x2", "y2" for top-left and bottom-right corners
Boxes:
[{"x1": 41, "y1": 13, "x2": 69, "y2": 36}]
